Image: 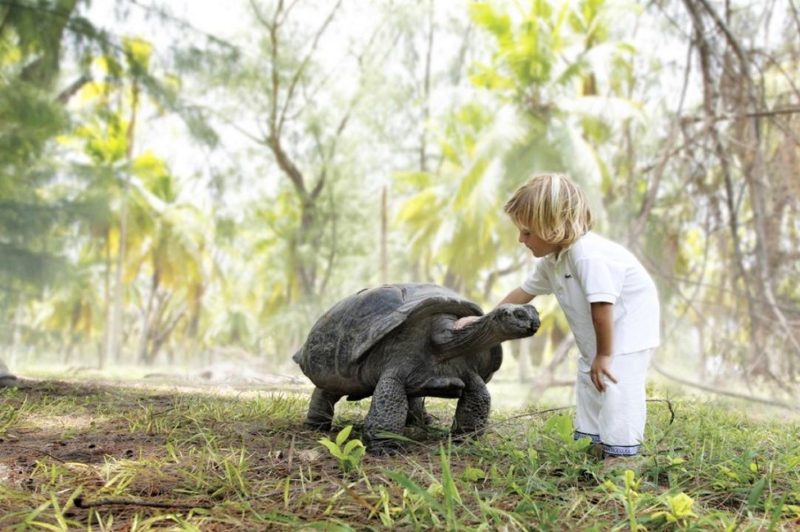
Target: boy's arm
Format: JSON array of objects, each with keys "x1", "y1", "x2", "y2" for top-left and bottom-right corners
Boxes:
[
  {"x1": 590, "y1": 302, "x2": 617, "y2": 392},
  {"x1": 453, "y1": 287, "x2": 535, "y2": 329},
  {"x1": 498, "y1": 287, "x2": 536, "y2": 305}
]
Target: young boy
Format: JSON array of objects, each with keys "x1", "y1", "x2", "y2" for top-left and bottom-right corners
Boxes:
[{"x1": 456, "y1": 173, "x2": 660, "y2": 459}]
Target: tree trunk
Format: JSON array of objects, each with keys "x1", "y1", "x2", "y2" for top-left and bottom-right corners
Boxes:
[
  {"x1": 137, "y1": 269, "x2": 159, "y2": 364},
  {"x1": 99, "y1": 229, "x2": 111, "y2": 369},
  {"x1": 380, "y1": 186, "x2": 388, "y2": 284},
  {"x1": 107, "y1": 81, "x2": 140, "y2": 364},
  {"x1": 107, "y1": 173, "x2": 128, "y2": 364},
  {"x1": 515, "y1": 337, "x2": 531, "y2": 383}
]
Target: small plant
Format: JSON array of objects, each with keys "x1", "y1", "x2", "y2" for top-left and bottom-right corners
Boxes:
[
  {"x1": 652, "y1": 492, "x2": 698, "y2": 528},
  {"x1": 542, "y1": 414, "x2": 592, "y2": 453},
  {"x1": 537, "y1": 414, "x2": 592, "y2": 478},
  {"x1": 602, "y1": 469, "x2": 646, "y2": 531},
  {"x1": 318, "y1": 425, "x2": 365, "y2": 475}
]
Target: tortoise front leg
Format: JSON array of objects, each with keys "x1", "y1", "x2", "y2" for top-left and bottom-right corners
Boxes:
[
  {"x1": 304, "y1": 387, "x2": 342, "y2": 431},
  {"x1": 364, "y1": 375, "x2": 408, "y2": 453},
  {"x1": 451, "y1": 372, "x2": 490, "y2": 438}
]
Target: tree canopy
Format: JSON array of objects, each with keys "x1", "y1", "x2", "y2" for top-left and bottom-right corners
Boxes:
[{"x1": 0, "y1": 0, "x2": 798, "y2": 398}]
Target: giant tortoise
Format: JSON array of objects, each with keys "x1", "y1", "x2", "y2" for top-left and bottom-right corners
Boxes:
[{"x1": 293, "y1": 283, "x2": 540, "y2": 450}]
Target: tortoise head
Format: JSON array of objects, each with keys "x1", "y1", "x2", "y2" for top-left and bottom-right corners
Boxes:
[{"x1": 489, "y1": 304, "x2": 540, "y2": 340}]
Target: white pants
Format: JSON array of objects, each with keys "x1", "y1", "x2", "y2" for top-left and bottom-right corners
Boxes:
[{"x1": 573, "y1": 349, "x2": 653, "y2": 456}]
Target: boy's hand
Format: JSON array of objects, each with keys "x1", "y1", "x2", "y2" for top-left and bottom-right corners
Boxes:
[
  {"x1": 590, "y1": 354, "x2": 617, "y2": 392},
  {"x1": 590, "y1": 302, "x2": 615, "y2": 392},
  {"x1": 453, "y1": 316, "x2": 480, "y2": 330}
]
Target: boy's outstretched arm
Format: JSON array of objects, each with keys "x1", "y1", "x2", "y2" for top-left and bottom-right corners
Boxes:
[
  {"x1": 498, "y1": 287, "x2": 536, "y2": 306},
  {"x1": 453, "y1": 287, "x2": 535, "y2": 329},
  {"x1": 590, "y1": 302, "x2": 617, "y2": 392}
]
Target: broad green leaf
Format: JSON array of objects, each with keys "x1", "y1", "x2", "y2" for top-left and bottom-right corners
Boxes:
[
  {"x1": 335, "y1": 425, "x2": 353, "y2": 446},
  {"x1": 318, "y1": 438, "x2": 344, "y2": 460},
  {"x1": 343, "y1": 439, "x2": 364, "y2": 456}
]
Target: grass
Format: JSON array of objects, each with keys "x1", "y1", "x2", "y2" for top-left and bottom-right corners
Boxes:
[{"x1": 0, "y1": 380, "x2": 799, "y2": 530}]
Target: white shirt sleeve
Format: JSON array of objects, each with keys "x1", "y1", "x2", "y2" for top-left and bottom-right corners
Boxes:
[
  {"x1": 574, "y1": 257, "x2": 626, "y2": 304},
  {"x1": 521, "y1": 261, "x2": 552, "y2": 295}
]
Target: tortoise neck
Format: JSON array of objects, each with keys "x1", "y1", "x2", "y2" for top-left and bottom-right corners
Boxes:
[{"x1": 432, "y1": 313, "x2": 504, "y2": 360}]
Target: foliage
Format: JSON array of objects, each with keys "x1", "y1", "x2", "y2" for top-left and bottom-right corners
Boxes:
[
  {"x1": 652, "y1": 491, "x2": 698, "y2": 527},
  {"x1": 1, "y1": 382, "x2": 799, "y2": 529},
  {"x1": 318, "y1": 425, "x2": 366, "y2": 475},
  {"x1": 0, "y1": 1, "x2": 77, "y2": 294},
  {"x1": 1, "y1": 0, "x2": 799, "y2": 396}
]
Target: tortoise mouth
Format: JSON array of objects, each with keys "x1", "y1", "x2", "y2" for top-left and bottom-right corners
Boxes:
[{"x1": 503, "y1": 319, "x2": 540, "y2": 339}]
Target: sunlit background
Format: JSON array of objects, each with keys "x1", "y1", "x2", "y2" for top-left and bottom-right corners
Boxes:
[{"x1": 2, "y1": 0, "x2": 798, "y2": 411}]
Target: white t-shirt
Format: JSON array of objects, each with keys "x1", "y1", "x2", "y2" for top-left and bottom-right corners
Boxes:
[{"x1": 521, "y1": 231, "x2": 660, "y2": 370}]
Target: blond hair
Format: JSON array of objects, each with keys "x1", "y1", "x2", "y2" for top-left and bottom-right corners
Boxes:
[{"x1": 504, "y1": 173, "x2": 592, "y2": 246}]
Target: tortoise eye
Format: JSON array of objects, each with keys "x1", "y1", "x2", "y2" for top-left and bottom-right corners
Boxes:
[{"x1": 513, "y1": 309, "x2": 527, "y2": 320}]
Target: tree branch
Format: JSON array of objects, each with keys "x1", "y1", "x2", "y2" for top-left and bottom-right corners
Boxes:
[
  {"x1": 651, "y1": 361, "x2": 798, "y2": 411},
  {"x1": 75, "y1": 495, "x2": 212, "y2": 510},
  {"x1": 277, "y1": 0, "x2": 344, "y2": 134},
  {"x1": 56, "y1": 74, "x2": 91, "y2": 103}
]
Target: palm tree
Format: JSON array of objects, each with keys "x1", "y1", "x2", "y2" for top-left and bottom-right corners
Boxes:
[
  {"x1": 125, "y1": 153, "x2": 208, "y2": 365},
  {"x1": 397, "y1": 0, "x2": 640, "y2": 378}
]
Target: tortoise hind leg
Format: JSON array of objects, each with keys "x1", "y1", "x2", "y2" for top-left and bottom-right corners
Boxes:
[
  {"x1": 304, "y1": 388, "x2": 342, "y2": 431},
  {"x1": 406, "y1": 397, "x2": 433, "y2": 427},
  {"x1": 451, "y1": 372, "x2": 490, "y2": 438},
  {"x1": 364, "y1": 375, "x2": 408, "y2": 453}
]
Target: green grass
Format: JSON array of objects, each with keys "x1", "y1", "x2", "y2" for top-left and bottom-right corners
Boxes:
[{"x1": 0, "y1": 380, "x2": 799, "y2": 530}]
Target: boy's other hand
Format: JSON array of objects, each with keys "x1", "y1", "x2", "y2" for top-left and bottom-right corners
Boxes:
[
  {"x1": 590, "y1": 354, "x2": 617, "y2": 392},
  {"x1": 453, "y1": 316, "x2": 480, "y2": 330}
]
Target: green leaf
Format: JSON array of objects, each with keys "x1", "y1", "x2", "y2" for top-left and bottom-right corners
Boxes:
[
  {"x1": 667, "y1": 492, "x2": 697, "y2": 519},
  {"x1": 318, "y1": 438, "x2": 344, "y2": 460},
  {"x1": 747, "y1": 476, "x2": 767, "y2": 510},
  {"x1": 544, "y1": 414, "x2": 573, "y2": 443},
  {"x1": 396, "y1": 189, "x2": 439, "y2": 223},
  {"x1": 386, "y1": 471, "x2": 446, "y2": 514},
  {"x1": 468, "y1": 3, "x2": 511, "y2": 37},
  {"x1": 335, "y1": 425, "x2": 353, "y2": 446},
  {"x1": 122, "y1": 36, "x2": 153, "y2": 70},
  {"x1": 373, "y1": 431, "x2": 416, "y2": 443},
  {"x1": 571, "y1": 436, "x2": 592, "y2": 451},
  {"x1": 343, "y1": 439, "x2": 364, "y2": 456},
  {"x1": 462, "y1": 466, "x2": 486, "y2": 482},
  {"x1": 453, "y1": 157, "x2": 490, "y2": 210},
  {"x1": 132, "y1": 151, "x2": 168, "y2": 179}
]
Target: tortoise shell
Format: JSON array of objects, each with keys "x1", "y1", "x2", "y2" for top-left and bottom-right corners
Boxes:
[{"x1": 295, "y1": 283, "x2": 483, "y2": 368}]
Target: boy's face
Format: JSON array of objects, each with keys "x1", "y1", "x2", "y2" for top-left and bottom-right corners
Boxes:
[{"x1": 517, "y1": 226, "x2": 561, "y2": 258}]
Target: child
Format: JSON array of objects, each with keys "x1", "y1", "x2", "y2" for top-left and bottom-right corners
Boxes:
[{"x1": 455, "y1": 173, "x2": 660, "y2": 460}]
